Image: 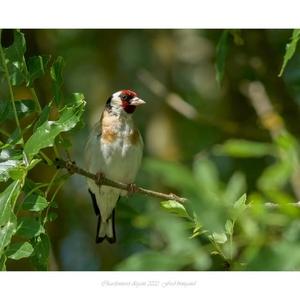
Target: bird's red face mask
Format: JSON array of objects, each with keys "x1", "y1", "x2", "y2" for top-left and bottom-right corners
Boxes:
[{"x1": 119, "y1": 90, "x2": 146, "y2": 114}]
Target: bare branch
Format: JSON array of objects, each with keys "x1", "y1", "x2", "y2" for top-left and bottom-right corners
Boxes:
[
  {"x1": 54, "y1": 158, "x2": 187, "y2": 204},
  {"x1": 241, "y1": 80, "x2": 300, "y2": 203},
  {"x1": 264, "y1": 202, "x2": 300, "y2": 208},
  {"x1": 54, "y1": 158, "x2": 300, "y2": 209},
  {"x1": 240, "y1": 81, "x2": 285, "y2": 138}
]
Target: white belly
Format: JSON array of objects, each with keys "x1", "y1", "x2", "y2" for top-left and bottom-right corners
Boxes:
[
  {"x1": 98, "y1": 136, "x2": 143, "y2": 183},
  {"x1": 85, "y1": 119, "x2": 143, "y2": 221}
]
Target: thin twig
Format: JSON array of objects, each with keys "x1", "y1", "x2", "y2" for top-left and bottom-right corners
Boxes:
[
  {"x1": 264, "y1": 202, "x2": 300, "y2": 208},
  {"x1": 241, "y1": 81, "x2": 300, "y2": 202},
  {"x1": 54, "y1": 158, "x2": 300, "y2": 208},
  {"x1": 240, "y1": 81, "x2": 284, "y2": 138},
  {"x1": 54, "y1": 158, "x2": 187, "y2": 204},
  {"x1": 138, "y1": 69, "x2": 260, "y2": 138}
]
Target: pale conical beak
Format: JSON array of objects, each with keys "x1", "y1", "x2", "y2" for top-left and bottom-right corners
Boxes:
[{"x1": 130, "y1": 97, "x2": 146, "y2": 106}]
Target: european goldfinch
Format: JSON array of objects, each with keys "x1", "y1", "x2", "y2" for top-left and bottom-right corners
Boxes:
[{"x1": 85, "y1": 90, "x2": 145, "y2": 243}]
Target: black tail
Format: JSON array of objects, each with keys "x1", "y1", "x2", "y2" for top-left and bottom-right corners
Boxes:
[{"x1": 88, "y1": 189, "x2": 117, "y2": 244}]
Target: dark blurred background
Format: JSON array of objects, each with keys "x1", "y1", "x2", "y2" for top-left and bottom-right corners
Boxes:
[{"x1": 3, "y1": 29, "x2": 300, "y2": 270}]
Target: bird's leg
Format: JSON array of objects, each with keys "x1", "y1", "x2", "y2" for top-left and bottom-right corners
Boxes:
[
  {"x1": 95, "y1": 172, "x2": 105, "y2": 186},
  {"x1": 127, "y1": 183, "x2": 138, "y2": 196},
  {"x1": 65, "y1": 160, "x2": 76, "y2": 174}
]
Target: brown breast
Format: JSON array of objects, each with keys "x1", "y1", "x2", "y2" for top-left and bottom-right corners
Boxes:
[
  {"x1": 102, "y1": 129, "x2": 118, "y2": 143},
  {"x1": 100, "y1": 110, "x2": 140, "y2": 145}
]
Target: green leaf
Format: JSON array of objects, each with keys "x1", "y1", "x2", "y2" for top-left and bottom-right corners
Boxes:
[
  {"x1": 3, "y1": 31, "x2": 26, "y2": 61},
  {"x1": 193, "y1": 157, "x2": 219, "y2": 195},
  {"x1": 190, "y1": 196, "x2": 227, "y2": 233},
  {"x1": 0, "y1": 181, "x2": 20, "y2": 226},
  {"x1": 31, "y1": 234, "x2": 50, "y2": 270},
  {"x1": 225, "y1": 219, "x2": 234, "y2": 236},
  {"x1": 22, "y1": 194, "x2": 48, "y2": 212},
  {"x1": 223, "y1": 172, "x2": 246, "y2": 205},
  {"x1": 257, "y1": 161, "x2": 292, "y2": 192},
  {"x1": 189, "y1": 158, "x2": 228, "y2": 232},
  {"x1": 191, "y1": 214, "x2": 203, "y2": 239},
  {"x1": 8, "y1": 165, "x2": 26, "y2": 180},
  {"x1": 233, "y1": 193, "x2": 247, "y2": 209},
  {"x1": 279, "y1": 29, "x2": 300, "y2": 77},
  {"x1": 16, "y1": 217, "x2": 44, "y2": 239},
  {"x1": 0, "y1": 149, "x2": 22, "y2": 162},
  {"x1": 274, "y1": 132, "x2": 299, "y2": 164},
  {"x1": 190, "y1": 231, "x2": 201, "y2": 239},
  {"x1": 24, "y1": 96, "x2": 86, "y2": 160},
  {"x1": 215, "y1": 30, "x2": 230, "y2": 85},
  {"x1": 6, "y1": 241, "x2": 34, "y2": 260},
  {"x1": 33, "y1": 103, "x2": 51, "y2": 131},
  {"x1": 0, "y1": 99, "x2": 36, "y2": 123},
  {"x1": 72, "y1": 92, "x2": 85, "y2": 104},
  {"x1": 214, "y1": 139, "x2": 275, "y2": 158},
  {"x1": 0, "y1": 215, "x2": 17, "y2": 255},
  {"x1": 0, "y1": 149, "x2": 23, "y2": 182},
  {"x1": 232, "y1": 193, "x2": 248, "y2": 221},
  {"x1": 27, "y1": 55, "x2": 51, "y2": 86},
  {"x1": 3, "y1": 30, "x2": 28, "y2": 86},
  {"x1": 275, "y1": 131, "x2": 298, "y2": 153},
  {"x1": 211, "y1": 232, "x2": 227, "y2": 244},
  {"x1": 50, "y1": 56, "x2": 65, "y2": 106},
  {"x1": 0, "y1": 159, "x2": 19, "y2": 182},
  {"x1": 0, "y1": 255, "x2": 7, "y2": 270},
  {"x1": 160, "y1": 200, "x2": 190, "y2": 219}
]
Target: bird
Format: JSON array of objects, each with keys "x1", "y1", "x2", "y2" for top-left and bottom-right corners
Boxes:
[{"x1": 85, "y1": 90, "x2": 145, "y2": 243}]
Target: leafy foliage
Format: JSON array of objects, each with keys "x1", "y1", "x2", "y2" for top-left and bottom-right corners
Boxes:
[
  {"x1": 50, "y1": 56, "x2": 65, "y2": 106},
  {"x1": 1, "y1": 29, "x2": 300, "y2": 271},
  {"x1": 24, "y1": 95, "x2": 85, "y2": 160},
  {"x1": 279, "y1": 29, "x2": 300, "y2": 76},
  {"x1": 27, "y1": 55, "x2": 51, "y2": 86},
  {"x1": 6, "y1": 242, "x2": 34, "y2": 260},
  {"x1": 2, "y1": 30, "x2": 27, "y2": 86},
  {"x1": 0, "y1": 29, "x2": 85, "y2": 270},
  {"x1": 0, "y1": 99, "x2": 35, "y2": 123},
  {"x1": 214, "y1": 139, "x2": 275, "y2": 158},
  {"x1": 22, "y1": 194, "x2": 48, "y2": 212}
]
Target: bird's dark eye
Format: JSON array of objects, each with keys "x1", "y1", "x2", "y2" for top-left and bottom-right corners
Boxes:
[{"x1": 121, "y1": 94, "x2": 129, "y2": 101}]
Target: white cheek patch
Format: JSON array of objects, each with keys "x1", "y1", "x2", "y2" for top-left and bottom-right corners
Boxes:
[
  {"x1": 111, "y1": 94, "x2": 122, "y2": 108},
  {"x1": 112, "y1": 91, "x2": 122, "y2": 102}
]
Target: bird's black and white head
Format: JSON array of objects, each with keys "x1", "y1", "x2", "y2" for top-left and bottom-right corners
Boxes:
[{"x1": 105, "y1": 90, "x2": 146, "y2": 116}]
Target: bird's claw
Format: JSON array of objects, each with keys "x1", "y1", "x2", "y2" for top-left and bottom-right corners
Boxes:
[
  {"x1": 65, "y1": 160, "x2": 76, "y2": 174},
  {"x1": 95, "y1": 172, "x2": 105, "y2": 186},
  {"x1": 127, "y1": 183, "x2": 138, "y2": 196}
]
